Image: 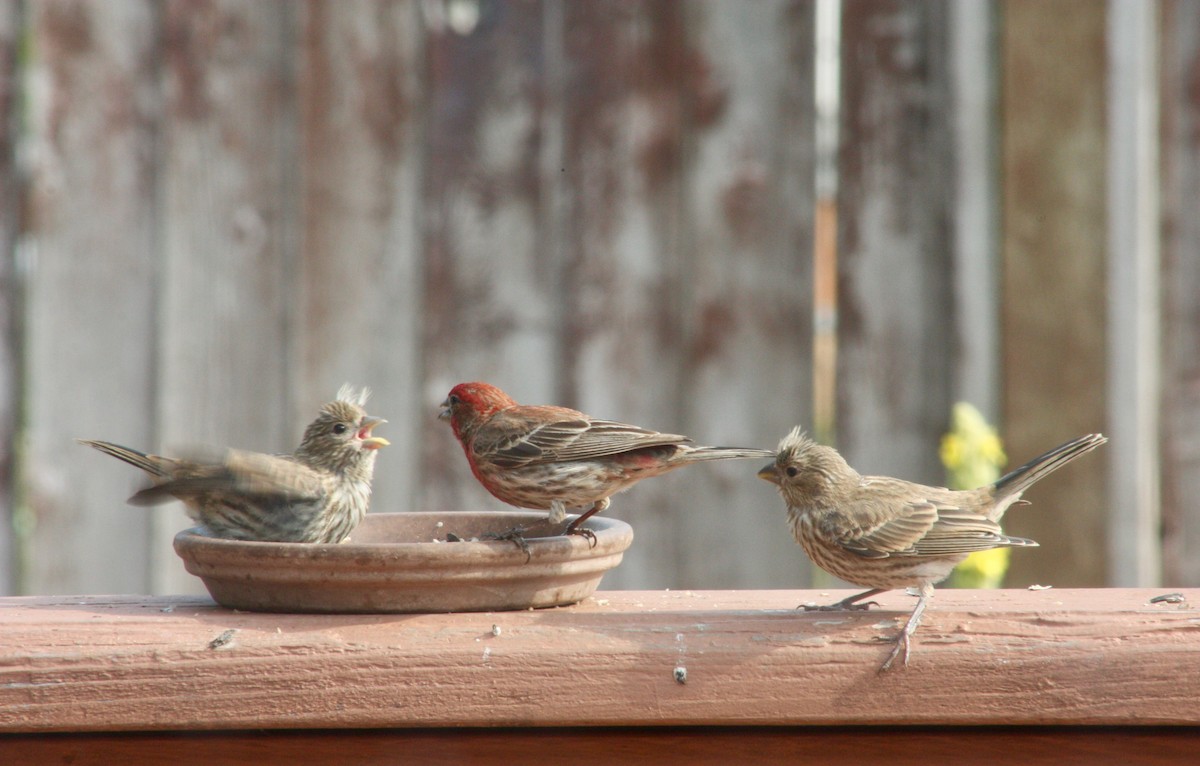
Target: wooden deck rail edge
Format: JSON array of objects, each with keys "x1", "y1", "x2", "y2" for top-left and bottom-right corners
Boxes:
[{"x1": 1, "y1": 589, "x2": 1198, "y2": 733}]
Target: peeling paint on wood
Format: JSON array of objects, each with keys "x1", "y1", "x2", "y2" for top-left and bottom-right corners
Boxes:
[
  {"x1": 295, "y1": 0, "x2": 424, "y2": 524},
  {"x1": 672, "y1": 0, "x2": 816, "y2": 589},
  {"x1": 25, "y1": 0, "x2": 160, "y2": 594},
  {"x1": 837, "y1": 0, "x2": 954, "y2": 483}
]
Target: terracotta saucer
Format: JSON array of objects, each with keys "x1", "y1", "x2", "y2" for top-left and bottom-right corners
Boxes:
[{"x1": 173, "y1": 511, "x2": 633, "y2": 614}]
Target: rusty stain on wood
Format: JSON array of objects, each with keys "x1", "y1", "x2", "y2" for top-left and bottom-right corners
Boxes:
[
  {"x1": 24, "y1": 0, "x2": 161, "y2": 594},
  {"x1": 419, "y1": 0, "x2": 556, "y2": 522},
  {"x1": 553, "y1": 0, "x2": 693, "y2": 589},
  {"x1": 154, "y1": 0, "x2": 299, "y2": 593},
  {"x1": 164, "y1": 1, "x2": 216, "y2": 122},
  {"x1": 294, "y1": 0, "x2": 424, "y2": 523},
  {"x1": 836, "y1": 0, "x2": 954, "y2": 488},
  {"x1": 677, "y1": 2, "x2": 817, "y2": 588}
]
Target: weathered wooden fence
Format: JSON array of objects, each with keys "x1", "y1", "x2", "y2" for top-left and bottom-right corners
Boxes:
[{"x1": 0, "y1": 0, "x2": 1194, "y2": 597}]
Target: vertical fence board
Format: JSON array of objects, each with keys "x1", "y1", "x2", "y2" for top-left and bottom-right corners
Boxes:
[
  {"x1": 557, "y1": 1, "x2": 690, "y2": 588},
  {"x1": 836, "y1": 0, "x2": 955, "y2": 482},
  {"x1": 675, "y1": 0, "x2": 816, "y2": 588},
  {"x1": 155, "y1": 0, "x2": 297, "y2": 593},
  {"x1": 24, "y1": 0, "x2": 159, "y2": 594},
  {"x1": 949, "y1": 1, "x2": 1000, "y2": 423},
  {"x1": 295, "y1": 0, "x2": 424, "y2": 518},
  {"x1": 418, "y1": 0, "x2": 558, "y2": 516},
  {"x1": 1106, "y1": 0, "x2": 1161, "y2": 587},
  {"x1": 1000, "y1": 0, "x2": 1108, "y2": 587},
  {"x1": 0, "y1": 0, "x2": 19, "y2": 594},
  {"x1": 1159, "y1": 0, "x2": 1200, "y2": 586}
]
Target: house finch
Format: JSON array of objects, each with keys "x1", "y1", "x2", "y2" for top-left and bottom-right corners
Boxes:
[
  {"x1": 758, "y1": 428, "x2": 1107, "y2": 671},
  {"x1": 439, "y1": 382, "x2": 774, "y2": 539},
  {"x1": 80, "y1": 385, "x2": 389, "y2": 543}
]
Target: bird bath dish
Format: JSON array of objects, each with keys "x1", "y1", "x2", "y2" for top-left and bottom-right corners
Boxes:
[{"x1": 173, "y1": 511, "x2": 633, "y2": 613}]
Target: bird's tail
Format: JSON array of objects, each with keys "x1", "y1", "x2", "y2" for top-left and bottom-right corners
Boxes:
[
  {"x1": 680, "y1": 445, "x2": 776, "y2": 463},
  {"x1": 991, "y1": 433, "x2": 1107, "y2": 504},
  {"x1": 77, "y1": 439, "x2": 172, "y2": 478}
]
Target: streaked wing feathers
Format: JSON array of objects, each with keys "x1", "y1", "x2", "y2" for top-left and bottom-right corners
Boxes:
[
  {"x1": 840, "y1": 500, "x2": 1022, "y2": 558},
  {"x1": 479, "y1": 413, "x2": 689, "y2": 467},
  {"x1": 840, "y1": 502, "x2": 939, "y2": 558}
]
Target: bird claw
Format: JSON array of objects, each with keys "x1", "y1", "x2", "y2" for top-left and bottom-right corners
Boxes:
[
  {"x1": 799, "y1": 599, "x2": 879, "y2": 612},
  {"x1": 877, "y1": 590, "x2": 928, "y2": 673},
  {"x1": 482, "y1": 526, "x2": 532, "y2": 563},
  {"x1": 877, "y1": 632, "x2": 910, "y2": 673},
  {"x1": 560, "y1": 521, "x2": 598, "y2": 548}
]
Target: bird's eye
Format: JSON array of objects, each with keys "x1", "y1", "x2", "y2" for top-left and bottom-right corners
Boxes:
[
  {"x1": 785, "y1": 466, "x2": 799, "y2": 478},
  {"x1": 448, "y1": 394, "x2": 461, "y2": 406},
  {"x1": 332, "y1": 423, "x2": 348, "y2": 435}
]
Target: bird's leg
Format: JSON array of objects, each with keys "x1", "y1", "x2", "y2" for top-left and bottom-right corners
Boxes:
[
  {"x1": 481, "y1": 526, "x2": 532, "y2": 562},
  {"x1": 878, "y1": 583, "x2": 933, "y2": 673},
  {"x1": 800, "y1": 588, "x2": 886, "y2": 612},
  {"x1": 560, "y1": 498, "x2": 608, "y2": 547},
  {"x1": 548, "y1": 499, "x2": 569, "y2": 525}
]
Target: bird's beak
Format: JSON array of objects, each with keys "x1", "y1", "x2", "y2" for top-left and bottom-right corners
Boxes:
[
  {"x1": 757, "y1": 463, "x2": 780, "y2": 485},
  {"x1": 438, "y1": 398, "x2": 452, "y2": 421},
  {"x1": 358, "y1": 416, "x2": 390, "y2": 450}
]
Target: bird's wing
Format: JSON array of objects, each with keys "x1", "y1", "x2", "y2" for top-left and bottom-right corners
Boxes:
[
  {"x1": 910, "y1": 505, "x2": 1023, "y2": 555},
  {"x1": 837, "y1": 501, "x2": 940, "y2": 558},
  {"x1": 477, "y1": 410, "x2": 689, "y2": 467},
  {"x1": 839, "y1": 494, "x2": 1019, "y2": 559},
  {"x1": 128, "y1": 450, "x2": 326, "y2": 506}
]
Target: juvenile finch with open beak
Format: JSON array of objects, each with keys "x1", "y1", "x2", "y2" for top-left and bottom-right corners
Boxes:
[
  {"x1": 80, "y1": 385, "x2": 390, "y2": 543},
  {"x1": 439, "y1": 382, "x2": 773, "y2": 539},
  {"x1": 758, "y1": 428, "x2": 1107, "y2": 671}
]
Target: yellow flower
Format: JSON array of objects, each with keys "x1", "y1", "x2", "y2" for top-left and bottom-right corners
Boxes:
[
  {"x1": 979, "y1": 433, "x2": 1006, "y2": 467},
  {"x1": 953, "y1": 548, "x2": 1012, "y2": 590},
  {"x1": 942, "y1": 402, "x2": 1011, "y2": 589},
  {"x1": 939, "y1": 433, "x2": 963, "y2": 471}
]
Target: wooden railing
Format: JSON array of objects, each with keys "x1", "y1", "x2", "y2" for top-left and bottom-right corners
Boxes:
[{"x1": 2, "y1": 589, "x2": 1197, "y2": 762}]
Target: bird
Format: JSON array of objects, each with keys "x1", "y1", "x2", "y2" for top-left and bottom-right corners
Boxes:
[
  {"x1": 757, "y1": 428, "x2": 1107, "y2": 671},
  {"x1": 439, "y1": 381, "x2": 774, "y2": 540},
  {"x1": 80, "y1": 385, "x2": 390, "y2": 543}
]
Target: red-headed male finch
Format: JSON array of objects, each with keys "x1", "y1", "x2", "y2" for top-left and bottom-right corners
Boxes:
[
  {"x1": 439, "y1": 382, "x2": 774, "y2": 539},
  {"x1": 80, "y1": 385, "x2": 390, "y2": 543},
  {"x1": 757, "y1": 428, "x2": 1107, "y2": 671}
]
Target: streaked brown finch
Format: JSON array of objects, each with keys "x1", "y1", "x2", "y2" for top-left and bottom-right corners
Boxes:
[
  {"x1": 81, "y1": 385, "x2": 389, "y2": 543},
  {"x1": 758, "y1": 428, "x2": 1107, "y2": 671}
]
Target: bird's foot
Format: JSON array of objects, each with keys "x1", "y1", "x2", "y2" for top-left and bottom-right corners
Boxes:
[
  {"x1": 799, "y1": 599, "x2": 879, "y2": 612},
  {"x1": 877, "y1": 632, "x2": 911, "y2": 673},
  {"x1": 799, "y1": 588, "x2": 886, "y2": 613},
  {"x1": 482, "y1": 526, "x2": 532, "y2": 562},
  {"x1": 560, "y1": 521, "x2": 598, "y2": 548},
  {"x1": 876, "y1": 587, "x2": 930, "y2": 673}
]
